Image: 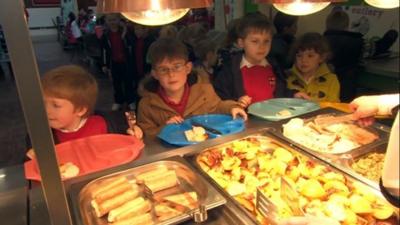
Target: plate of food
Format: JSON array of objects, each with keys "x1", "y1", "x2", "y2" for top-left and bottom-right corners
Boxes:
[
  {"x1": 248, "y1": 98, "x2": 320, "y2": 121},
  {"x1": 24, "y1": 134, "x2": 144, "y2": 181},
  {"x1": 158, "y1": 114, "x2": 245, "y2": 146}
]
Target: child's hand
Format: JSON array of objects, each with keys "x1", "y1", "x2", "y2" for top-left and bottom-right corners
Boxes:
[
  {"x1": 238, "y1": 95, "x2": 252, "y2": 108},
  {"x1": 231, "y1": 107, "x2": 248, "y2": 121},
  {"x1": 126, "y1": 125, "x2": 143, "y2": 139},
  {"x1": 294, "y1": 92, "x2": 311, "y2": 100},
  {"x1": 166, "y1": 116, "x2": 184, "y2": 124},
  {"x1": 26, "y1": 148, "x2": 35, "y2": 160}
]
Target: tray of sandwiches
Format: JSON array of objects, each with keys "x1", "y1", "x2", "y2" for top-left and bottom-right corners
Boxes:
[
  {"x1": 72, "y1": 156, "x2": 226, "y2": 225},
  {"x1": 192, "y1": 133, "x2": 398, "y2": 225},
  {"x1": 271, "y1": 108, "x2": 390, "y2": 158}
]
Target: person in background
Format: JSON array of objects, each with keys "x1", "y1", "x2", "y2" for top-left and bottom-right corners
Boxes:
[
  {"x1": 193, "y1": 37, "x2": 219, "y2": 82},
  {"x1": 158, "y1": 25, "x2": 178, "y2": 39},
  {"x1": 215, "y1": 18, "x2": 242, "y2": 75},
  {"x1": 287, "y1": 32, "x2": 340, "y2": 102},
  {"x1": 101, "y1": 14, "x2": 135, "y2": 111},
  {"x1": 177, "y1": 23, "x2": 207, "y2": 62},
  {"x1": 27, "y1": 65, "x2": 142, "y2": 151},
  {"x1": 350, "y1": 94, "x2": 399, "y2": 207},
  {"x1": 213, "y1": 13, "x2": 293, "y2": 109},
  {"x1": 129, "y1": 23, "x2": 156, "y2": 110},
  {"x1": 136, "y1": 38, "x2": 247, "y2": 136},
  {"x1": 65, "y1": 12, "x2": 82, "y2": 45},
  {"x1": 323, "y1": 9, "x2": 363, "y2": 102},
  {"x1": 270, "y1": 12, "x2": 298, "y2": 69}
]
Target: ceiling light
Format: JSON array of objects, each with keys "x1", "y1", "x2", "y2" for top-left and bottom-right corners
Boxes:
[
  {"x1": 97, "y1": 0, "x2": 212, "y2": 26},
  {"x1": 365, "y1": 0, "x2": 399, "y2": 9},
  {"x1": 273, "y1": 0, "x2": 330, "y2": 16}
]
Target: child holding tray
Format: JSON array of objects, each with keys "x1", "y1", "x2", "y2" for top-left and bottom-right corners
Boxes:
[{"x1": 136, "y1": 38, "x2": 247, "y2": 136}]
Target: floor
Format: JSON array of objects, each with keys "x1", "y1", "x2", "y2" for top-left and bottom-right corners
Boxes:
[{"x1": 0, "y1": 38, "x2": 114, "y2": 167}]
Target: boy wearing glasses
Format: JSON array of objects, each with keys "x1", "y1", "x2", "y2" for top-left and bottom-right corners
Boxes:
[{"x1": 136, "y1": 38, "x2": 247, "y2": 136}]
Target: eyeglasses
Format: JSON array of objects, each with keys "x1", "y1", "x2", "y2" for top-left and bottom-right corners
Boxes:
[{"x1": 154, "y1": 63, "x2": 186, "y2": 76}]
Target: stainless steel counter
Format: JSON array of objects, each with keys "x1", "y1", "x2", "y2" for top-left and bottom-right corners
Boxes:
[{"x1": 28, "y1": 116, "x2": 272, "y2": 225}]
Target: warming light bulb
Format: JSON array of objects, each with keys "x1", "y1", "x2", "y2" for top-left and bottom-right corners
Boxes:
[
  {"x1": 273, "y1": 0, "x2": 330, "y2": 16},
  {"x1": 122, "y1": 8, "x2": 189, "y2": 26},
  {"x1": 365, "y1": 0, "x2": 399, "y2": 9}
]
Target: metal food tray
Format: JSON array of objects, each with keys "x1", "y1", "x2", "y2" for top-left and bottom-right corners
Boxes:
[
  {"x1": 190, "y1": 132, "x2": 399, "y2": 225},
  {"x1": 269, "y1": 107, "x2": 390, "y2": 159},
  {"x1": 69, "y1": 156, "x2": 226, "y2": 225},
  {"x1": 333, "y1": 142, "x2": 387, "y2": 189}
]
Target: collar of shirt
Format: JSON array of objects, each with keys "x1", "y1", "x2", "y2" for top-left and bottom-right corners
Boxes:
[
  {"x1": 240, "y1": 56, "x2": 269, "y2": 69},
  {"x1": 59, "y1": 118, "x2": 88, "y2": 133}
]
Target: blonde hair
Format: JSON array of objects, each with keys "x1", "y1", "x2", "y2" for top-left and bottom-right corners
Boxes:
[{"x1": 41, "y1": 65, "x2": 98, "y2": 117}]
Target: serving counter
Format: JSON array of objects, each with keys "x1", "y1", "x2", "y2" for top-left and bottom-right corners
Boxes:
[{"x1": 2, "y1": 112, "x2": 397, "y2": 225}]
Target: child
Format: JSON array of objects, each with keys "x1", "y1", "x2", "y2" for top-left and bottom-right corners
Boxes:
[
  {"x1": 287, "y1": 32, "x2": 340, "y2": 102},
  {"x1": 213, "y1": 13, "x2": 294, "y2": 109},
  {"x1": 137, "y1": 38, "x2": 247, "y2": 136},
  {"x1": 270, "y1": 12, "x2": 298, "y2": 69},
  {"x1": 101, "y1": 14, "x2": 135, "y2": 111},
  {"x1": 193, "y1": 37, "x2": 219, "y2": 82},
  {"x1": 40, "y1": 65, "x2": 142, "y2": 144}
]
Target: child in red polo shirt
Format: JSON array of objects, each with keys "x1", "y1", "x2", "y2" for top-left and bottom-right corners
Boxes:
[
  {"x1": 136, "y1": 38, "x2": 247, "y2": 136},
  {"x1": 213, "y1": 13, "x2": 294, "y2": 108}
]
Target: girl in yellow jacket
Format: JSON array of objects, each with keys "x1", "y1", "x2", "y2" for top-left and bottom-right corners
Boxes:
[{"x1": 287, "y1": 32, "x2": 340, "y2": 102}]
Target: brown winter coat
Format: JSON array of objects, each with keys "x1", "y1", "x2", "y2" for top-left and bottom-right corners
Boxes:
[{"x1": 137, "y1": 74, "x2": 238, "y2": 136}]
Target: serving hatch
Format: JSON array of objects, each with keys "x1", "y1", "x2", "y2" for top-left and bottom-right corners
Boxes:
[
  {"x1": 190, "y1": 132, "x2": 398, "y2": 225},
  {"x1": 69, "y1": 156, "x2": 226, "y2": 225}
]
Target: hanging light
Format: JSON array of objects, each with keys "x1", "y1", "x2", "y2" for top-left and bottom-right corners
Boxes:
[
  {"x1": 365, "y1": 0, "x2": 399, "y2": 9},
  {"x1": 254, "y1": 0, "x2": 341, "y2": 16},
  {"x1": 97, "y1": 0, "x2": 212, "y2": 26},
  {"x1": 273, "y1": 0, "x2": 331, "y2": 15}
]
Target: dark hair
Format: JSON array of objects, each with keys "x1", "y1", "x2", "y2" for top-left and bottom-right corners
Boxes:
[
  {"x1": 148, "y1": 38, "x2": 188, "y2": 66},
  {"x1": 194, "y1": 38, "x2": 217, "y2": 61},
  {"x1": 290, "y1": 32, "x2": 331, "y2": 60},
  {"x1": 237, "y1": 12, "x2": 273, "y2": 39},
  {"x1": 68, "y1": 12, "x2": 76, "y2": 22},
  {"x1": 223, "y1": 18, "x2": 241, "y2": 47},
  {"x1": 326, "y1": 10, "x2": 349, "y2": 31},
  {"x1": 273, "y1": 12, "x2": 298, "y2": 33}
]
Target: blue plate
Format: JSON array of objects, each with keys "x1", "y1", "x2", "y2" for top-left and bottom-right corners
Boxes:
[
  {"x1": 248, "y1": 98, "x2": 320, "y2": 121},
  {"x1": 158, "y1": 114, "x2": 245, "y2": 146}
]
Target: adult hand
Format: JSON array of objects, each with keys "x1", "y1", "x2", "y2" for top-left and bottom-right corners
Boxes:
[
  {"x1": 238, "y1": 95, "x2": 252, "y2": 108},
  {"x1": 166, "y1": 116, "x2": 184, "y2": 124},
  {"x1": 278, "y1": 216, "x2": 340, "y2": 225},
  {"x1": 294, "y1": 92, "x2": 311, "y2": 100},
  {"x1": 231, "y1": 107, "x2": 248, "y2": 121},
  {"x1": 349, "y1": 95, "x2": 379, "y2": 126}
]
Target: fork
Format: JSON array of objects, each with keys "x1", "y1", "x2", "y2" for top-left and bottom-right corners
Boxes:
[{"x1": 256, "y1": 187, "x2": 279, "y2": 224}]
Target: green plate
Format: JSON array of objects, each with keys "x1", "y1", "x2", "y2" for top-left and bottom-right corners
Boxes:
[{"x1": 248, "y1": 98, "x2": 320, "y2": 121}]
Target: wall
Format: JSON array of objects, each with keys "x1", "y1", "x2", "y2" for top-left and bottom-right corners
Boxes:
[
  {"x1": 26, "y1": 7, "x2": 60, "y2": 28},
  {"x1": 295, "y1": 5, "x2": 399, "y2": 51}
]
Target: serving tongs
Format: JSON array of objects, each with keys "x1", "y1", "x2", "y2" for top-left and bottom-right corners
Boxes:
[
  {"x1": 143, "y1": 183, "x2": 208, "y2": 223},
  {"x1": 314, "y1": 113, "x2": 355, "y2": 127},
  {"x1": 256, "y1": 188, "x2": 279, "y2": 225},
  {"x1": 280, "y1": 178, "x2": 305, "y2": 216}
]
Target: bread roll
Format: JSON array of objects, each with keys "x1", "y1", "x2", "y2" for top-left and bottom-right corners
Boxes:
[
  {"x1": 94, "y1": 182, "x2": 135, "y2": 204},
  {"x1": 91, "y1": 176, "x2": 128, "y2": 197},
  {"x1": 162, "y1": 192, "x2": 198, "y2": 209},
  {"x1": 111, "y1": 213, "x2": 154, "y2": 225},
  {"x1": 92, "y1": 189, "x2": 139, "y2": 217},
  {"x1": 136, "y1": 166, "x2": 169, "y2": 183},
  {"x1": 108, "y1": 197, "x2": 152, "y2": 222},
  {"x1": 144, "y1": 170, "x2": 178, "y2": 193}
]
